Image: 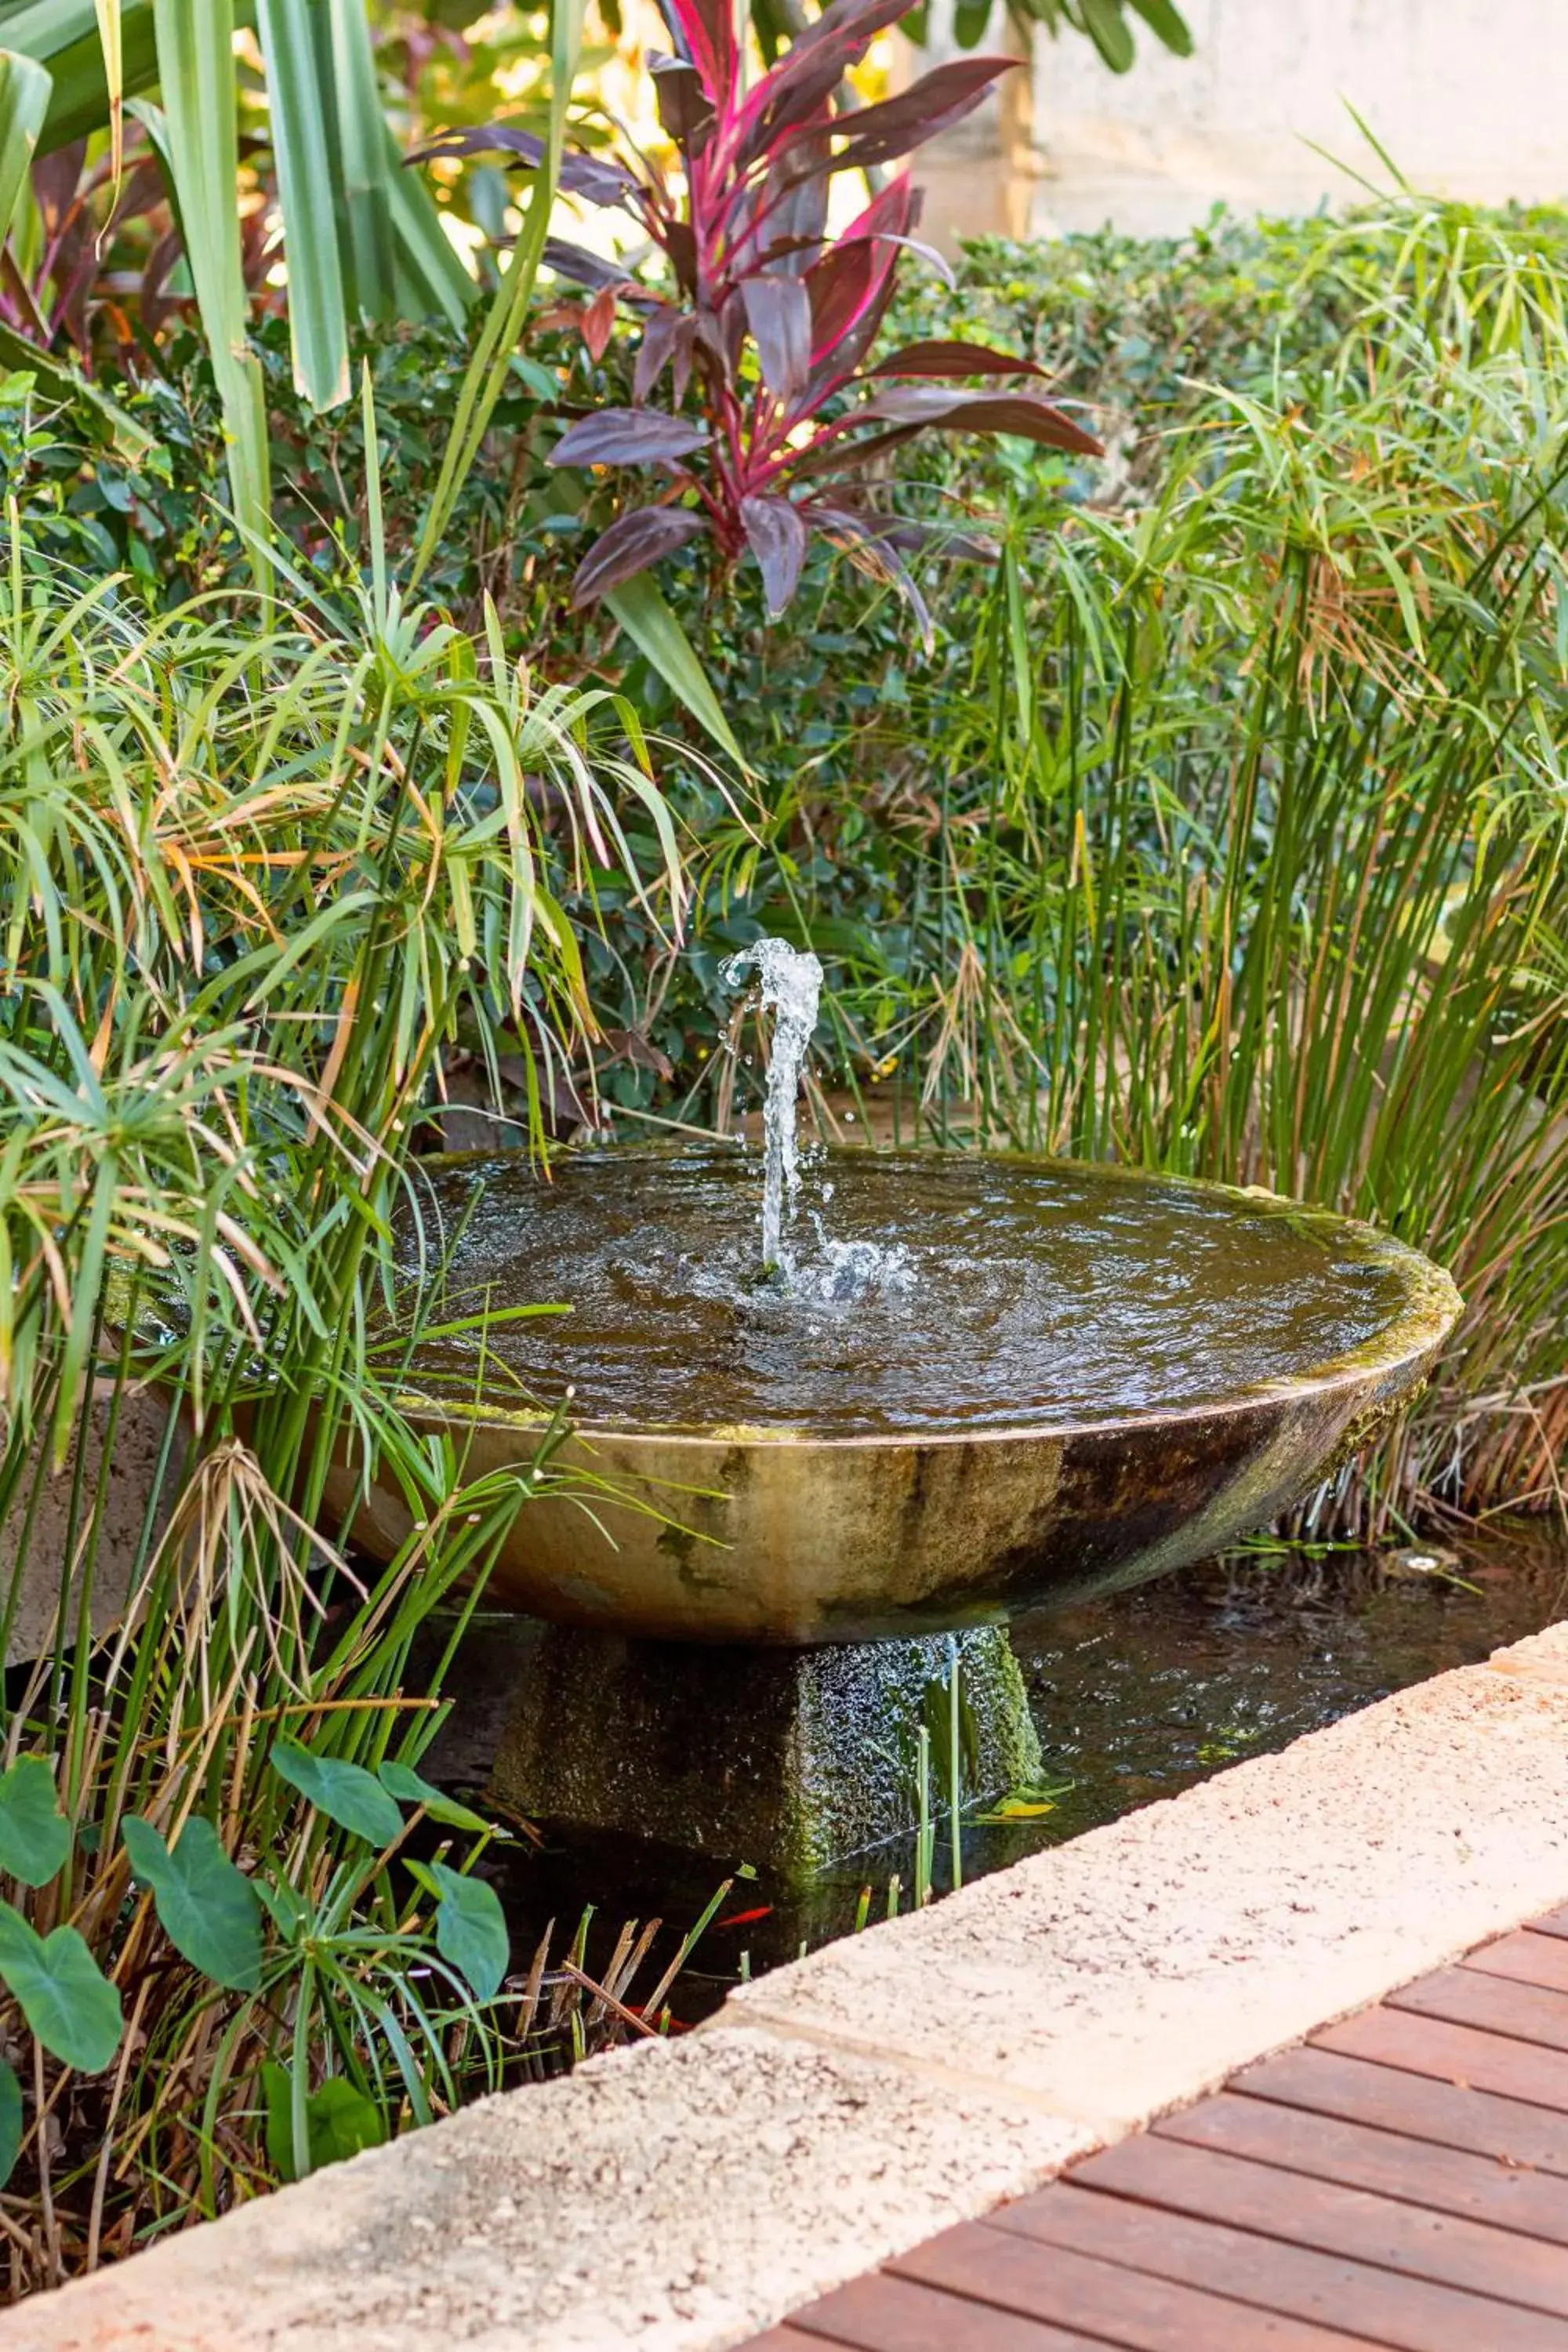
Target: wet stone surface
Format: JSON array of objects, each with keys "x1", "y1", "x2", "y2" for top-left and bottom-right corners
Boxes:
[
  {"x1": 394, "y1": 1144, "x2": 1439, "y2": 1436},
  {"x1": 488, "y1": 1625, "x2": 1040, "y2": 1877}
]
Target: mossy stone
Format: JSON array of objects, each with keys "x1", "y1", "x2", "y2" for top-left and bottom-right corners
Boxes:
[{"x1": 490, "y1": 1626, "x2": 1041, "y2": 1878}]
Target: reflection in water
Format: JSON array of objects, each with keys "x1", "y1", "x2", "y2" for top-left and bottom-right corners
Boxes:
[{"x1": 426, "y1": 1526, "x2": 1568, "y2": 2028}]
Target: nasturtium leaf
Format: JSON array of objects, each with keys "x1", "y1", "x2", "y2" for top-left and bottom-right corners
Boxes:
[
  {"x1": 376, "y1": 1760, "x2": 491, "y2": 1836},
  {"x1": 122, "y1": 1816, "x2": 263, "y2": 1992},
  {"x1": 270, "y1": 1740, "x2": 404, "y2": 1848},
  {"x1": 261, "y1": 2061, "x2": 386, "y2": 2182},
  {"x1": 429, "y1": 1863, "x2": 510, "y2": 2002},
  {"x1": 0, "y1": 2058, "x2": 20, "y2": 2188},
  {"x1": 0, "y1": 1903, "x2": 122, "y2": 2073},
  {"x1": 0, "y1": 1756, "x2": 71, "y2": 1888}
]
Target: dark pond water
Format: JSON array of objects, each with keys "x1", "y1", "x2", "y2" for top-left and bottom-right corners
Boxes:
[
  {"x1": 425, "y1": 1523, "x2": 1568, "y2": 2029},
  {"x1": 396, "y1": 1145, "x2": 1437, "y2": 1435}
]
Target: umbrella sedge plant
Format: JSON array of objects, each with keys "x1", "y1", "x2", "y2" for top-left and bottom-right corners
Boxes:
[
  {"x1": 0, "y1": 359, "x2": 695, "y2": 2289},
  {"x1": 800, "y1": 266, "x2": 1568, "y2": 1537}
]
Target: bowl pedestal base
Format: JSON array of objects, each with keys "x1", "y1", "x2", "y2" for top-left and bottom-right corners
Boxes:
[{"x1": 489, "y1": 1623, "x2": 1042, "y2": 1877}]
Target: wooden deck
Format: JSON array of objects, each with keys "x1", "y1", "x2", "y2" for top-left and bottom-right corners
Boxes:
[{"x1": 743, "y1": 1905, "x2": 1568, "y2": 2352}]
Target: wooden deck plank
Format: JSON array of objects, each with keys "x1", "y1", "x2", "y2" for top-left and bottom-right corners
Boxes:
[
  {"x1": 1389, "y1": 1966, "x2": 1568, "y2": 2053},
  {"x1": 1156, "y1": 2087, "x2": 1568, "y2": 2241},
  {"x1": 986, "y1": 2184, "x2": 1568, "y2": 2351},
  {"x1": 1465, "y1": 1930, "x2": 1568, "y2": 1996},
  {"x1": 890, "y1": 2221, "x2": 1375, "y2": 2350},
  {"x1": 1232, "y1": 2045, "x2": 1568, "y2": 2172},
  {"x1": 1080, "y1": 2127, "x2": 1568, "y2": 2309},
  {"x1": 1314, "y1": 2005, "x2": 1568, "y2": 2107},
  {"x1": 784, "y1": 2272, "x2": 1110, "y2": 2350},
  {"x1": 747, "y1": 1912, "x2": 1568, "y2": 2352}
]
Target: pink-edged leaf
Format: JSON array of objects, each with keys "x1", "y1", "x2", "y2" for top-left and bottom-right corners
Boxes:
[
  {"x1": 741, "y1": 275, "x2": 811, "y2": 405},
  {"x1": 732, "y1": 0, "x2": 916, "y2": 169},
  {"x1": 655, "y1": 0, "x2": 737, "y2": 103},
  {"x1": 805, "y1": 176, "x2": 914, "y2": 365},
  {"x1": 861, "y1": 385, "x2": 1104, "y2": 456},
  {"x1": 775, "y1": 56, "x2": 1022, "y2": 183},
  {"x1": 866, "y1": 339, "x2": 1047, "y2": 382},
  {"x1": 739, "y1": 495, "x2": 808, "y2": 615},
  {"x1": 808, "y1": 500, "x2": 932, "y2": 649},
  {"x1": 550, "y1": 408, "x2": 710, "y2": 469},
  {"x1": 572, "y1": 506, "x2": 709, "y2": 607},
  {"x1": 408, "y1": 125, "x2": 638, "y2": 209},
  {"x1": 649, "y1": 53, "x2": 717, "y2": 153}
]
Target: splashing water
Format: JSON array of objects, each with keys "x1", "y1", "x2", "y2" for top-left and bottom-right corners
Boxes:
[{"x1": 723, "y1": 937, "x2": 822, "y2": 1271}]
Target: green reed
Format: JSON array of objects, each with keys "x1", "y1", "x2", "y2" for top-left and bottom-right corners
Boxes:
[{"x1": 0, "y1": 453, "x2": 686, "y2": 2288}]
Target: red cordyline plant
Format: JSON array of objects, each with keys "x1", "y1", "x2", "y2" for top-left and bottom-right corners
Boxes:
[{"x1": 420, "y1": 0, "x2": 1102, "y2": 630}]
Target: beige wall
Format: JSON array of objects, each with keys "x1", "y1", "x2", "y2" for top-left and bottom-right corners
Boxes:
[
  {"x1": 904, "y1": 0, "x2": 1568, "y2": 247},
  {"x1": 1033, "y1": 0, "x2": 1568, "y2": 235}
]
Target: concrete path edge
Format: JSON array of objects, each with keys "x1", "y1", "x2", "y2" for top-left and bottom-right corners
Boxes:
[{"x1": 13, "y1": 1619, "x2": 1568, "y2": 2350}]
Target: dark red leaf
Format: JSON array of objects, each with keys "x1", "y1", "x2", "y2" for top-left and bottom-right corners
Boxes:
[
  {"x1": 664, "y1": 220, "x2": 699, "y2": 299},
  {"x1": 633, "y1": 307, "x2": 689, "y2": 403},
  {"x1": 655, "y1": 0, "x2": 737, "y2": 103},
  {"x1": 649, "y1": 53, "x2": 717, "y2": 152},
  {"x1": 748, "y1": 156, "x2": 832, "y2": 278},
  {"x1": 543, "y1": 237, "x2": 630, "y2": 293},
  {"x1": 789, "y1": 56, "x2": 1021, "y2": 180},
  {"x1": 408, "y1": 124, "x2": 637, "y2": 209},
  {"x1": 550, "y1": 407, "x2": 710, "y2": 469},
  {"x1": 740, "y1": 495, "x2": 808, "y2": 615},
  {"x1": 733, "y1": 0, "x2": 917, "y2": 169},
  {"x1": 866, "y1": 338, "x2": 1048, "y2": 382},
  {"x1": 804, "y1": 173, "x2": 916, "y2": 374},
  {"x1": 808, "y1": 500, "x2": 933, "y2": 648},
  {"x1": 861, "y1": 384, "x2": 1104, "y2": 456},
  {"x1": 741, "y1": 274, "x2": 811, "y2": 405},
  {"x1": 583, "y1": 285, "x2": 619, "y2": 361},
  {"x1": 572, "y1": 506, "x2": 708, "y2": 606}
]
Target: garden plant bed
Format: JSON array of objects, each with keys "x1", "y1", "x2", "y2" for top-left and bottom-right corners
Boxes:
[{"x1": 16, "y1": 1615, "x2": 1568, "y2": 2351}]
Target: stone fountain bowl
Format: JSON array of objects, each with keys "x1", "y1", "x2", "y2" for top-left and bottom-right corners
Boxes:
[{"x1": 335, "y1": 1145, "x2": 1461, "y2": 1646}]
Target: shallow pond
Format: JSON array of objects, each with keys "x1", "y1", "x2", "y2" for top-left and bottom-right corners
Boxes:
[{"x1": 425, "y1": 1524, "x2": 1568, "y2": 2032}]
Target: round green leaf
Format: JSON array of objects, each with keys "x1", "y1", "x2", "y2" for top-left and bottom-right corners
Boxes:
[
  {"x1": 262, "y1": 2061, "x2": 385, "y2": 2182},
  {"x1": 270, "y1": 1740, "x2": 403, "y2": 1847},
  {"x1": 0, "y1": 1757, "x2": 71, "y2": 1888},
  {"x1": 430, "y1": 1862, "x2": 509, "y2": 2002},
  {"x1": 0, "y1": 1904, "x2": 122, "y2": 2074},
  {"x1": 377, "y1": 1759, "x2": 491, "y2": 1835},
  {"x1": 122, "y1": 1815, "x2": 263, "y2": 1992}
]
